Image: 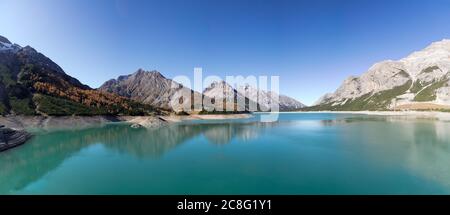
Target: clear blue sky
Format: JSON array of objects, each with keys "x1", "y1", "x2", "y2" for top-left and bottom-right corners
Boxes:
[{"x1": 1, "y1": 0, "x2": 450, "y2": 105}]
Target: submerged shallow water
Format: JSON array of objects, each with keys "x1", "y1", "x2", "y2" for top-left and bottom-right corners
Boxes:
[{"x1": 1, "y1": 113, "x2": 450, "y2": 194}]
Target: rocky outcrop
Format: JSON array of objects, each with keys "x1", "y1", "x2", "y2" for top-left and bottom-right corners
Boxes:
[
  {"x1": 120, "y1": 116, "x2": 168, "y2": 128},
  {"x1": 0, "y1": 125, "x2": 31, "y2": 152},
  {"x1": 313, "y1": 39, "x2": 450, "y2": 111},
  {"x1": 0, "y1": 115, "x2": 170, "y2": 131}
]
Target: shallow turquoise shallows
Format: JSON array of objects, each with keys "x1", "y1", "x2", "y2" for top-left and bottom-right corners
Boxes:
[{"x1": 1, "y1": 113, "x2": 450, "y2": 194}]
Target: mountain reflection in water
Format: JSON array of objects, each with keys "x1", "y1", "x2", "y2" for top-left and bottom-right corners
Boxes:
[
  {"x1": 2, "y1": 113, "x2": 450, "y2": 194},
  {"x1": 0, "y1": 120, "x2": 279, "y2": 193}
]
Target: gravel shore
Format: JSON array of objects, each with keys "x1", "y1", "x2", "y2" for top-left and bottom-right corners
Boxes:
[
  {"x1": 0, "y1": 114, "x2": 253, "y2": 131},
  {"x1": 296, "y1": 111, "x2": 450, "y2": 121}
]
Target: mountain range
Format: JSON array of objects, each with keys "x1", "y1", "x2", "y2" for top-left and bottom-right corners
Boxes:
[
  {"x1": 4, "y1": 34, "x2": 450, "y2": 115},
  {"x1": 1, "y1": 35, "x2": 304, "y2": 116},
  {"x1": 202, "y1": 81, "x2": 306, "y2": 112},
  {"x1": 308, "y1": 39, "x2": 450, "y2": 111},
  {"x1": 100, "y1": 73, "x2": 306, "y2": 113}
]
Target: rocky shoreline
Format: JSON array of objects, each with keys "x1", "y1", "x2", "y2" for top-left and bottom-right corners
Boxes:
[
  {"x1": 0, "y1": 115, "x2": 167, "y2": 131},
  {"x1": 0, "y1": 126, "x2": 32, "y2": 152},
  {"x1": 0, "y1": 114, "x2": 253, "y2": 130},
  {"x1": 160, "y1": 114, "x2": 253, "y2": 122},
  {"x1": 297, "y1": 111, "x2": 450, "y2": 121}
]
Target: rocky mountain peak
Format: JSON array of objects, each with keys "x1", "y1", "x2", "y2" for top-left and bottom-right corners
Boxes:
[
  {"x1": 313, "y1": 38, "x2": 450, "y2": 111},
  {"x1": 210, "y1": 80, "x2": 228, "y2": 86},
  {"x1": 134, "y1": 68, "x2": 147, "y2": 76},
  {"x1": 426, "y1": 39, "x2": 450, "y2": 50},
  {"x1": 0, "y1": 35, "x2": 21, "y2": 53},
  {"x1": 205, "y1": 81, "x2": 232, "y2": 92},
  {"x1": 99, "y1": 68, "x2": 203, "y2": 111},
  {"x1": 14, "y1": 45, "x2": 66, "y2": 75},
  {"x1": 402, "y1": 39, "x2": 450, "y2": 61},
  {"x1": 132, "y1": 69, "x2": 165, "y2": 79},
  {"x1": 0, "y1": 35, "x2": 12, "y2": 44}
]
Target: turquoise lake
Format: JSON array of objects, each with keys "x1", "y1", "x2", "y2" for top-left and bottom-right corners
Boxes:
[{"x1": 1, "y1": 113, "x2": 450, "y2": 194}]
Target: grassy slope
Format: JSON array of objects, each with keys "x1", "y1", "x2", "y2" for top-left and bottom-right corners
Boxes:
[
  {"x1": 33, "y1": 94, "x2": 108, "y2": 116},
  {"x1": 0, "y1": 64, "x2": 36, "y2": 115},
  {"x1": 413, "y1": 78, "x2": 449, "y2": 102}
]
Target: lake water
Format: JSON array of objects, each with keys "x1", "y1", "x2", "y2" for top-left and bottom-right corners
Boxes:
[{"x1": 1, "y1": 113, "x2": 450, "y2": 194}]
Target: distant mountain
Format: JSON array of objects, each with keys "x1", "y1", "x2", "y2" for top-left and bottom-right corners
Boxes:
[
  {"x1": 310, "y1": 39, "x2": 450, "y2": 111},
  {"x1": 100, "y1": 72, "x2": 306, "y2": 113},
  {"x1": 236, "y1": 84, "x2": 306, "y2": 111},
  {"x1": 203, "y1": 81, "x2": 306, "y2": 112},
  {"x1": 99, "y1": 69, "x2": 204, "y2": 112},
  {"x1": 202, "y1": 81, "x2": 250, "y2": 112},
  {"x1": 0, "y1": 35, "x2": 155, "y2": 116}
]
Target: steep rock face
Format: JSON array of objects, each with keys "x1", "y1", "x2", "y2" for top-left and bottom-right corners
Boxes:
[
  {"x1": 314, "y1": 39, "x2": 450, "y2": 110},
  {"x1": 0, "y1": 35, "x2": 155, "y2": 116},
  {"x1": 99, "y1": 69, "x2": 203, "y2": 112}
]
